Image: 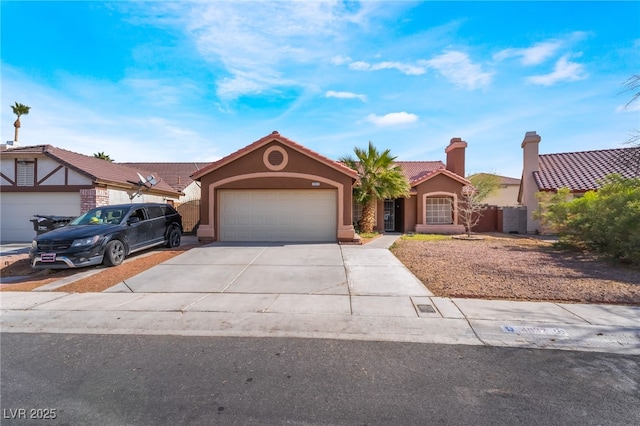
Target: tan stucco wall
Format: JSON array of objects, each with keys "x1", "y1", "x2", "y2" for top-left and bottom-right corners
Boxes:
[
  {"x1": 197, "y1": 140, "x2": 355, "y2": 241},
  {"x1": 483, "y1": 184, "x2": 520, "y2": 207},
  {"x1": 414, "y1": 174, "x2": 465, "y2": 226}
]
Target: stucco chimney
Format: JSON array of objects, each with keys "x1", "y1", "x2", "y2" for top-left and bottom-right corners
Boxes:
[
  {"x1": 445, "y1": 137, "x2": 467, "y2": 177},
  {"x1": 520, "y1": 131, "x2": 541, "y2": 233}
]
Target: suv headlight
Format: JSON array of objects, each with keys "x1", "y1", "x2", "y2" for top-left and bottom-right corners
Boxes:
[
  {"x1": 71, "y1": 235, "x2": 101, "y2": 247},
  {"x1": 31, "y1": 240, "x2": 37, "y2": 249}
]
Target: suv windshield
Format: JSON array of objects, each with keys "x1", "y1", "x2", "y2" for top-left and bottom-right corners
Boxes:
[{"x1": 70, "y1": 207, "x2": 130, "y2": 226}]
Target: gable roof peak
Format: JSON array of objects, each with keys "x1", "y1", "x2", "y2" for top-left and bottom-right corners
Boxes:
[{"x1": 191, "y1": 132, "x2": 358, "y2": 180}]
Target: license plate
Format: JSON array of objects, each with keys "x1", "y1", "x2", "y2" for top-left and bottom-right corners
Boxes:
[{"x1": 41, "y1": 253, "x2": 57, "y2": 263}]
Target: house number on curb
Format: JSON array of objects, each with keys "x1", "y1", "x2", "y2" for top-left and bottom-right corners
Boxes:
[{"x1": 501, "y1": 326, "x2": 568, "y2": 336}]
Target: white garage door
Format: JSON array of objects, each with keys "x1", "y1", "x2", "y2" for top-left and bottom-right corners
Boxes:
[
  {"x1": 0, "y1": 193, "x2": 81, "y2": 242},
  {"x1": 219, "y1": 189, "x2": 337, "y2": 242}
]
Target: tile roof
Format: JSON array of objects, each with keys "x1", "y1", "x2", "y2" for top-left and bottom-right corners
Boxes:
[
  {"x1": 2, "y1": 145, "x2": 181, "y2": 196},
  {"x1": 534, "y1": 147, "x2": 640, "y2": 191},
  {"x1": 120, "y1": 162, "x2": 209, "y2": 192},
  {"x1": 191, "y1": 131, "x2": 359, "y2": 180},
  {"x1": 409, "y1": 167, "x2": 471, "y2": 187},
  {"x1": 393, "y1": 161, "x2": 445, "y2": 185}
]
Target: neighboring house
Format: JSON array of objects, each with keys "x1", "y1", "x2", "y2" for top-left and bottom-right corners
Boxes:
[
  {"x1": 467, "y1": 173, "x2": 521, "y2": 207},
  {"x1": 0, "y1": 145, "x2": 182, "y2": 242},
  {"x1": 191, "y1": 131, "x2": 472, "y2": 243},
  {"x1": 119, "y1": 162, "x2": 208, "y2": 202},
  {"x1": 120, "y1": 162, "x2": 208, "y2": 234},
  {"x1": 518, "y1": 131, "x2": 640, "y2": 233}
]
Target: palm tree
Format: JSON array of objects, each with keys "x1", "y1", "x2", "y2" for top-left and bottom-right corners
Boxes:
[
  {"x1": 11, "y1": 102, "x2": 30, "y2": 143},
  {"x1": 340, "y1": 142, "x2": 410, "y2": 233},
  {"x1": 93, "y1": 152, "x2": 114, "y2": 162}
]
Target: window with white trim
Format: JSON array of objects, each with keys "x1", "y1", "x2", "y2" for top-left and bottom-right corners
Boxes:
[
  {"x1": 16, "y1": 160, "x2": 35, "y2": 186},
  {"x1": 426, "y1": 197, "x2": 453, "y2": 224}
]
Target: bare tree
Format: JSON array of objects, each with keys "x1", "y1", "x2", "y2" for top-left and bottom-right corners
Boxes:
[
  {"x1": 458, "y1": 185, "x2": 485, "y2": 237},
  {"x1": 619, "y1": 74, "x2": 640, "y2": 174}
]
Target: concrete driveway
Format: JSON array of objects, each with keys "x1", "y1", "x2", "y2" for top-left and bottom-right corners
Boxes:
[{"x1": 107, "y1": 237, "x2": 432, "y2": 297}]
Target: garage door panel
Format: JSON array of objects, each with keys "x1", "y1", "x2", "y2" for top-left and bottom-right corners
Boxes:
[
  {"x1": 219, "y1": 190, "x2": 337, "y2": 242},
  {"x1": 1, "y1": 192, "x2": 81, "y2": 242}
]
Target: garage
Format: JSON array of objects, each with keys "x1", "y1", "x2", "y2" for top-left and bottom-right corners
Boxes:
[
  {"x1": 0, "y1": 192, "x2": 80, "y2": 242},
  {"x1": 219, "y1": 189, "x2": 337, "y2": 242}
]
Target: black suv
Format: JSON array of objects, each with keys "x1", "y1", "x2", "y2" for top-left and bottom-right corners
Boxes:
[{"x1": 30, "y1": 203, "x2": 183, "y2": 269}]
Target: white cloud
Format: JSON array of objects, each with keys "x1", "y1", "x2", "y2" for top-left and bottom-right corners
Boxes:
[
  {"x1": 494, "y1": 40, "x2": 562, "y2": 65},
  {"x1": 616, "y1": 102, "x2": 640, "y2": 113},
  {"x1": 493, "y1": 32, "x2": 589, "y2": 66},
  {"x1": 348, "y1": 60, "x2": 426, "y2": 76},
  {"x1": 123, "y1": 78, "x2": 198, "y2": 106},
  {"x1": 330, "y1": 55, "x2": 352, "y2": 65},
  {"x1": 423, "y1": 51, "x2": 493, "y2": 90},
  {"x1": 526, "y1": 56, "x2": 587, "y2": 86},
  {"x1": 325, "y1": 91, "x2": 367, "y2": 102},
  {"x1": 148, "y1": 2, "x2": 376, "y2": 100},
  {"x1": 365, "y1": 112, "x2": 418, "y2": 126}
]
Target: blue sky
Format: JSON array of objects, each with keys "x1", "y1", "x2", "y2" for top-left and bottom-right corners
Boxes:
[{"x1": 2, "y1": 1, "x2": 639, "y2": 178}]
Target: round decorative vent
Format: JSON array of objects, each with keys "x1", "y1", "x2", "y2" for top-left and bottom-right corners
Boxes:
[
  {"x1": 263, "y1": 146, "x2": 288, "y2": 171},
  {"x1": 268, "y1": 149, "x2": 284, "y2": 166}
]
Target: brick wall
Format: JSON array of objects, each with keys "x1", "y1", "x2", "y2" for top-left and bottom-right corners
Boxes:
[{"x1": 80, "y1": 188, "x2": 109, "y2": 213}]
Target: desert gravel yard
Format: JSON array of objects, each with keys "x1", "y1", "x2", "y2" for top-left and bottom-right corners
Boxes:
[{"x1": 390, "y1": 235, "x2": 640, "y2": 305}]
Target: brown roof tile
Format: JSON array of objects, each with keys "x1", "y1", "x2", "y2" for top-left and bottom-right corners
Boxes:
[
  {"x1": 410, "y1": 167, "x2": 472, "y2": 187},
  {"x1": 394, "y1": 161, "x2": 445, "y2": 185},
  {"x1": 121, "y1": 162, "x2": 209, "y2": 192},
  {"x1": 2, "y1": 145, "x2": 181, "y2": 196},
  {"x1": 535, "y1": 147, "x2": 640, "y2": 191}
]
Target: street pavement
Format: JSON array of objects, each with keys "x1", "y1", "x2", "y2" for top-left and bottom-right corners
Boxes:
[{"x1": 1, "y1": 235, "x2": 639, "y2": 355}]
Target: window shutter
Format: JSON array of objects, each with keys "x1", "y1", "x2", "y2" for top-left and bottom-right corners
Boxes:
[{"x1": 17, "y1": 161, "x2": 35, "y2": 186}]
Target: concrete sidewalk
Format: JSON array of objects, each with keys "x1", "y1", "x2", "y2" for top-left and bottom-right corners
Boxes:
[
  {"x1": 1, "y1": 235, "x2": 638, "y2": 354},
  {"x1": 2, "y1": 291, "x2": 638, "y2": 354}
]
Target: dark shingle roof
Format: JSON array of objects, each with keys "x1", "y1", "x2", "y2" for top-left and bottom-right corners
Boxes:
[
  {"x1": 534, "y1": 147, "x2": 640, "y2": 191},
  {"x1": 120, "y1": 162, "x2": 209, "y2": 192},
  {"x1": 2, "y1": 145, "x2": 181, "y2": 196}
]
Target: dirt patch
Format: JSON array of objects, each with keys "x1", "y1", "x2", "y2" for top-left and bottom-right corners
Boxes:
[
  {"x1": 391, "y1": 235, "x2": 640, "y2": 305},
  {"x1": 1, "y1": 245, "x2": 198, "y2": 293}
]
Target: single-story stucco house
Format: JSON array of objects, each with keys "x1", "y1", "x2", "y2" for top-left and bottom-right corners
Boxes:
[
  {"x1": 0, "y1": 144, "x2": 182, "y2": 242},
  {"x1": 518, "y1": 131, "x2": 640, "y2": 233},
  {"x1": 191, "y1": 131, "x2": 472, "y2": 243}
]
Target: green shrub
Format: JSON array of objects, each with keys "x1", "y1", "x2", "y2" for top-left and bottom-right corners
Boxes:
[{"x1": 536, "y1": 175, "x2": 640, "y2": 264}]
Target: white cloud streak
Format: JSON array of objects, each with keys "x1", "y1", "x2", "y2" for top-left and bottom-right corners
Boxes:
[
  {"x1": 348, "y1": 60, "x2": 426, "y2": 76},
  {"x1": 423, "y1": 51, "x2": 493, "y2": 90},
  {"x1": 325, "y1": 91, "x2": 367, "y2": 102},
  {"x1": 163, "y1": 1, "x2": 378, "y2": 100},
  {"x1": 494, "y1": 41, "x2": 562, "y2": 65},
  {"x1": 526, "y1": 56, "x2": 587, "y2": 86},
  {"x1": 493, "y1": 32, "x2": 589, "y2": 66},
  {"x1": 365, "y1": 112, "x2": 418, "y2": 126}
]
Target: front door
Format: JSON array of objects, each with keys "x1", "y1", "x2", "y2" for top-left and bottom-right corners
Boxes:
[{"x1": 384, "y1": 200, "x2": 395, "y2": 231}]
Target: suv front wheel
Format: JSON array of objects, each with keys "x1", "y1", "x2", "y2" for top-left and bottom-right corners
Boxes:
[{"x1": 104, "y1": 240, "x2": 125, "y2": 266}]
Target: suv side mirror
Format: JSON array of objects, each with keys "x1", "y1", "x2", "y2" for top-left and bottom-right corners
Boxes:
[{"x1": 128, "y1": 217, "x2": 141, "y2": 225}]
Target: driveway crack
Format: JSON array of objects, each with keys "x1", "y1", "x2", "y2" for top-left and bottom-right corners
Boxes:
[{"x1": 221, "y1": 246, "x2": 269, "y2": 293}]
